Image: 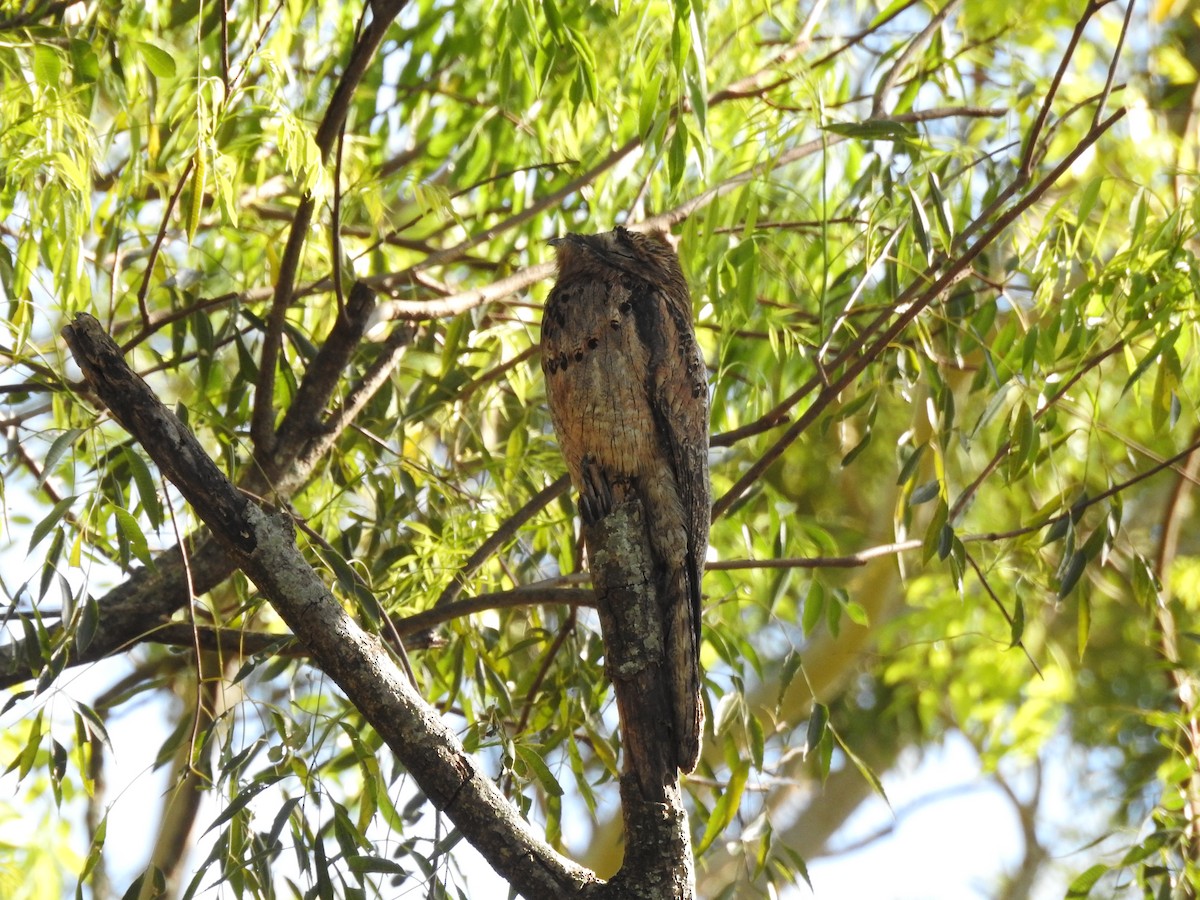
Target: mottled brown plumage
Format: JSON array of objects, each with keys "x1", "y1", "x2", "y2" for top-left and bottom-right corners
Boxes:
[{"x1": 541, "y1": 226, "x2": 709, "y2": 773}]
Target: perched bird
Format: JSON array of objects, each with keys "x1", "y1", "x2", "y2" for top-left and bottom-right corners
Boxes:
[{"x1": 541, "y1": 226, "x2": 709, "y2": 773}]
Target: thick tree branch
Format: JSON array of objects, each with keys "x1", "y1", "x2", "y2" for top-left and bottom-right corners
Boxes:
[
  {"x1": 0, "y1": 286, "x2": 400, "y2": 689},
  {"x1": 61, "y1": 313, "x2": 595, "y2": 900}
]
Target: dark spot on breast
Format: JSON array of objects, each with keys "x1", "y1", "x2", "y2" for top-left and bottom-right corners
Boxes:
[
  {"x1": 610, "y1": 319, "x2": 620, "y2": 330},
  {"x1": 574, "y1": 349, "x2": 584, "y2": 362},
  {"x1": 545, "y1": 358, "x2": 557, "y2": 374},
  {"x1": 587, "y1": 336, "x2": 599, "y2": 349},
  {"x1": 559, "y1": 354, "x2": 569, "y2": 371},
  {"x1": 619, "y1": 301, "x2": 632, "y2": 314}
]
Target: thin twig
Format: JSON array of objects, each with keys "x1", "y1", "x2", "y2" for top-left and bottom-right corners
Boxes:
[
  {"x1": 1019, "y1": 0, "x2": 1114, "y2": 176},
  {"x1": 134, "y1": 158, "x2": 194, "y2": 328},
  {"x1": 964, "y1": 549, "x2": 1042, "y2": 676}
]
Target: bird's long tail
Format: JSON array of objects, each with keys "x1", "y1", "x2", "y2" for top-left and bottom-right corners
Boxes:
[{"x1": 664, "y1": 562, "x2": 703, "y2": 772}]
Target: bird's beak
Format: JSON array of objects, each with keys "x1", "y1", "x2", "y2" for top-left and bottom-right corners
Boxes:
[{"x1": 548, "y1": 233, "x2": 585, "y2": 248}]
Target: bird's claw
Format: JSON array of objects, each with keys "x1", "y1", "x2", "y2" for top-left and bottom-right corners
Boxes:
[{"x1": 580, "y1": 457, "x2": 615, "y2": 525}]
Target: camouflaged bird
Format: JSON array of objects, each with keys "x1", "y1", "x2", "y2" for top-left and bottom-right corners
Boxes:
[{"x1": 541, "y1": 226, "x2": 709, "y2": 773}]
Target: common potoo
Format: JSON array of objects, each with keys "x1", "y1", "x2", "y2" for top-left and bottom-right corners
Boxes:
[{"x1": 541, "y1": 226, "x2": 709, "y2": 773}]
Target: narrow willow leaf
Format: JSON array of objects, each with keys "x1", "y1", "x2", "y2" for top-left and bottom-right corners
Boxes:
[
  {"x1": 122, "y1": 448, "x2": 162, "y2": 529},
  {"x1": 39, "y1": 429, "x2": 82, "y2": 488},
  {"x1": 833, "y1": 726, "x2": 889, "y2": 805},
  {"x1": 922, "y1": 500, "x2": 948, "y2": 564},
  {"x1": 29, "y1": 496, "x2": 75, "y2": 552},
  {"x1": 824, "y1": 119, "x2": 915, "y2": 142},
  {"x1": 668, "y1": 124, "x2": 688, "y2": 190},
  {"x1": 1009, "y1": 596, "x2": 1025, "y2": 648},
  {"x1": 515, "y1": 745, "x2": 564, "y2": 797},
  {"x1": 909, "y1": 186, "x2": 932, "y2": 264},
  {"x1": 1059, "y1": 550, "x2": 1087, "y2": 600},
  {"x1": 76, "y1": 593, "x2": 99, "y2": 651},
  {"x1": 927, "y1": 172, "x2": 953, "y2": 245},
  {"x1": 187, "y1": 147, "x2": 206, "y2": 244},
  {"x1": 696, "y1": 759, "x2": 749, "y2": 853},
  {"x1": 801, "y1": 581, "x2": 824, "y2": 636},
  {"x1": 113, "y1": 507, "x2": 153, "y2": 567},
  {"x1": 896, "y1": 443, "x2": 926, "y2": 486},
  {"x1": 204, "y1": 780, "x2": 273, "y2": 835},
  {"x1": 1076, "y1": 590, "x2": 1091, "y2": 659},
  {"x1": 910, "y1": 479, "x2": 940, "y2": 504},
  {"x1": 1007, "y1": 401, "x2": 1035, "y2": 481},
  {"x1": 1066, "y1": 863, "x2": 1107, "y2": 897},
  {"x1": 805, "y1": 703, "x2": 829, "y2": 758}
]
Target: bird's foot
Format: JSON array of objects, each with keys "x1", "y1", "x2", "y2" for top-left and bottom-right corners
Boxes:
[{"x1": 579, "y1": 457, "x2": 616, "y2": 525}]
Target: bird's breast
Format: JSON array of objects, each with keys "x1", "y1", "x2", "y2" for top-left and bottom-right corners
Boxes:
[{"x1": 542, "y1": 278, "x2": 659, "y2": 480}]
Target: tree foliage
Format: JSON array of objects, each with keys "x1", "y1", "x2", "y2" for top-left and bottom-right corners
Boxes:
[{"x1": 2, "y1": 0, "x2": 1200, "y2": 896}]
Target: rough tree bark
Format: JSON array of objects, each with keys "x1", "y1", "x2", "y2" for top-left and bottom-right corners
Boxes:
[{"x1": 586, "y1": 502, "x2": 697, "y2": 898}]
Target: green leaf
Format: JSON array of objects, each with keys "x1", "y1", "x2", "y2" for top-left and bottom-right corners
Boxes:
[
  {"x1": 122, "y1": 448, "x2": 163, "y2": 530},
  {"x1": 1076, "y1": 176, "x2": 1103, "y2": 225},
  {"x1": 70, "y1": 39, "x2": 100, "y2": 83},
  {"x1": 910, "y1": 479, "x2": 940, "y2": 504},
  {"x1": 515, "y1": 744, "x2": 564, "y2": 797},
  {"x1": 927, "y1": 172, "x2": 953, "y2": 245},
  {"x1": 823, "y1": 119, "x2": 916, "y2": 142},
  {"x1": 1007, "y1": 401, "x2": 1036, "y2": 481},
  {"x1": 345, "y1": 855, "x2": 407, "y2": 877},
  {"x1": 204, "y1": 780, "x2": 274, "y2": 835},
  {"x1": 113, "y1": 507, "x2": 153, "y2": 567},
  {"x1": 32, "y1": 45, "x2": 62, "y2": 85},
  {"x1": 30, "y1": 496, "x2": 75, "y2": 553},
  {"x1": 668, "y1": 124, "x2": 688, "y2": 191},
  {"x1": 1059, "y1": 550, "x2": 1087, "y2": 601},
  {"x1": 805, "y1": 703, "x2": 828, "y2": 757},
  {"x1": 843, "y1": 600, "x2": 869, "y2": 627},
  {"x1": 1118, "y1": 830, "x2": 1168, "y2": 866},
  {"x1": 77, "y1": 594, "x2": 99, "y2": 652},
  {"x1": 870, "y1": 0, "x2": 916, "y2": 27},
  {"x1": 909, "y1": 186, "x2": 932, "y2": 264},
  {"x1": 777, "y1": 650, "x2": 803, "y2": 708},
  {"x1": 39, "y1": 429, "x2": 81, "y2": 488},
  {"x1": 695, "y1": 759, "x2": 749, "y2": 853},
  {"x1": 801, "y1": 581, "x2": 824, "y2": 637},
  {"x1": 138, "y1": 41, "x2": 178, "y2": 79},
  {"x1": 1008, "y1": 596, "x2": 1025, "y2": 648},
  {"x1": 922, "y1": 500, "x2": 948, "y2": 564},
  {"x1": 832, "y1": 726, "x2": 889, "y2": 805},
  {"x1": 1066, "y1": 863, "x2": 1107, "y2": 897},
  {"x1": 187, "y1": 147, "x2": 206, "y2": 244}
]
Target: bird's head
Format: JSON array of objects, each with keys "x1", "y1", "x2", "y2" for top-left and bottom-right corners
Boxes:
[{"x1": 549, "y1": 226, "x2": 683, "y2": 284}]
